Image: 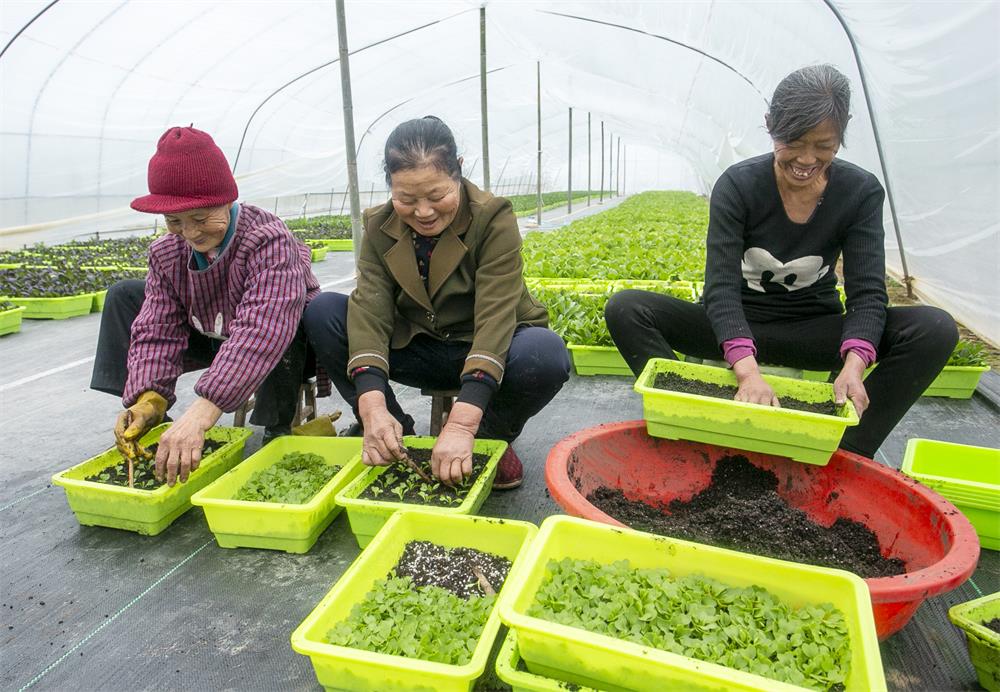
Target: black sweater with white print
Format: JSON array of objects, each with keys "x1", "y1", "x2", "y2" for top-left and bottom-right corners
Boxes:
[{"x1": 703, "y1": 152, "x2": 888, "y2": 347}]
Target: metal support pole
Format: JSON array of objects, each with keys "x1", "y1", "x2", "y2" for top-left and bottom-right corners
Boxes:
[
  {"x1": 329, "y1": 187, "x2": 335, "y2": 215},
  {"x1": 479, "y1": 6, "x2": 491, "y2": 192},
  {"x1": 587, "y1": 112, "x2": 592, "y2": 206},
  {"x1": 302, "y1": 192, "x2": 309, "y2": 218},
  {"x1": 369, "y1": 182, "x2": 375, "y2": 208},
  {"x1": 608, "y1": 130, "x2": 613, "y2": 198},
  {"x1": 335, "y1": 0, "x2": 363, "y2": 264},
  {"x1": 615, "y1": 136, "x2": 621, "y2": 196},
  {"x1": 822, "y1": 0, "x2": 912, "y2": 296},
  {"x1": 599, "y1": 121, "x2": 605, "y2": 203},
  {"x1": 622, "y1": 145, "x2": 627, "y2": 196},
  {"x1": 274, "y1": 196, "x2": 279, "y2": 214},
  {"x1": 536, "y1": 61, "x2": 542, "y2": 224},
  {"x1": 567, "y1": 107, "x2": 573, "y2": 213}
]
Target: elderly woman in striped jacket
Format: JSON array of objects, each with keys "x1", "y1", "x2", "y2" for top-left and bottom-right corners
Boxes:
[{"x1": 90, "y1": 126, "x2": 320, "y2": 486}]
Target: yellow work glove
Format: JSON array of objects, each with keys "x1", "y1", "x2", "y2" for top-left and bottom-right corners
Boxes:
[{"x1": 114, "y1": 391, "x2": 168, "y2": 462}]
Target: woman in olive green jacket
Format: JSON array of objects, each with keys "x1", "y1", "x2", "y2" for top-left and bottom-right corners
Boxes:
[{"x1": 304, "y1": 116, "x2": 570, "y2": 490}]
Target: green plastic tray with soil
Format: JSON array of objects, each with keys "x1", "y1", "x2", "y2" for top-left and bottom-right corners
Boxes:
[
  {"x1": 0, "y1": 302, "x2": 26, "y2": 336},
  {"x1": 335, "y1": 436, "x2": 507, "y2": 548},
  {"x1": 496, "y1": 515, "x2": 885, "y2": 692},
  {"x1": 634, "y1": 359, "x2": 858, "y2": 465},
  {"x1": 191, "y1": 437, "x2": 364, "y2": 553},
  {"x1": 949, "y1": 592, "x2": 1000, "y2": 691},
  {"x1": 51, "y1": 423, "x2": 251, "y2": 535},
  {"x1": 291, "y1": 510, "x2": 537, "y2": 692}
]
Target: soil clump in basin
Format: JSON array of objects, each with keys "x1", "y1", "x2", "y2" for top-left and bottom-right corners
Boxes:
[
  {"x1": 395, "y1": 540, "x2": 510, "y2": 598},
  {"x1": 85, "y1": 439, "x2": 226, "y2": 489},
  {"x1": 653, "y1": 371, "x2": 838, "y2": 416},
  {"x1": 587, "y1": 454, "x2": 905, "y2": 578}
]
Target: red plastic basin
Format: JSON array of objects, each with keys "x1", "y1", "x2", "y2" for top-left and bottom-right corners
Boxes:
[{"x1": 545, "y1": 420, "x2": 980, "y2": 640}]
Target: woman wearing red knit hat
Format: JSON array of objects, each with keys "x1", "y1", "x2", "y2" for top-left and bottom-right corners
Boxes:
[{"x1": 90, "y1": 126, "x2": 321, "y2": 486}]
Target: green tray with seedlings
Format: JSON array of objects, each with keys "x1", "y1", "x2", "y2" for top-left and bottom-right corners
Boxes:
[
  {"x1": 51, "y1": 424, "x2": 251, "y2": 535},
  {"x1": 191, "y1": 437, "x2": 364, "y2": 553},
  {"x1": 309, "y1": 245, "x2": 329, "y2": 262},
  {"x1": 9, "y1": 293, "x2": 96, "y2": 319},
  {"x1": 0, "y1": 300, "x2": 26, "y2": 336},
  {"x1": 635, "y1": 359, "x2": 858, "y2": 465},
  {"x1": 335, "y1": 437, "x2": 507, "y2": 548},
  {"x1": 498, "y1": 516, "x2": 885, "y2": 692},
  {"x1": 923, "y1": 340, "x2": 991, "y2": 398},
  {"x1": 321, "y1": 238, "x2": 354, "y2": 251},
  {"x1": 292, "y1": 510, "x2": 537, "y2": 692},
  {"x1": 948, "y1": 592, "x2": 1000, "y2": 691}
]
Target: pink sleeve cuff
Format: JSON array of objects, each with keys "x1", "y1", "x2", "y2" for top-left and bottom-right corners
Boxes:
[
  {"x1": 840, "y1": 338, "x2": 877, "y2": 366},
  {"x1": 722, "y1": 337, "x2": 757, "y2": 366}
]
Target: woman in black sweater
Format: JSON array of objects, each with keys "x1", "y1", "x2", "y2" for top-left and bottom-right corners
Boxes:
[{"x1": 605, "y1": 65, "x2": 957, "y2": 459}]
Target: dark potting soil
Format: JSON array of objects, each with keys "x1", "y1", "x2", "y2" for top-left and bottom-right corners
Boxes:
[
  {"x1": 357, "y1": 447, "x2": 492, "y2": 507},
  {"x1": 586, "y1": 455, "x2": 906, "y2": 579},
  {"x1": 652, "y1": 371, "x2": 839, "y2": 416},
  {"x1": 394, "y1": 540, "x2": 511, "y2": 599},
  {"x1": 85, "y1": 439, "x2": 226, "y2": 489},
  {"x1": 984, "y1": 618, "x2": 1000, "y2": 635}
]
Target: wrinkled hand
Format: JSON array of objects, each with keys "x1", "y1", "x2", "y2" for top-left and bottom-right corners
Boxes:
[
  {"x1": 154, "y1": 398, "x2": 222, "y2": 486},
  {"x1": 359, "y1": 391, "x2": 406, "y2": 467},
  {"x1": 732, "y1": 357, "x2": 781, "y2": 408},
  {"x1": 114, "y1": 391, "x2": 168, "y2": 462},
  {"x1": 431, "y1": 424, "x2": 475, "y2": 487},
  {"x1": 834, "y1": 352, "x2": 870, "y2": 417}
]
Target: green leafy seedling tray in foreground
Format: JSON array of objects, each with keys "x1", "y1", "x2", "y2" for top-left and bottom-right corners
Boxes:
[
  {"x1": 0, "y1": 305, "x2": 26, "y2": 336},
  {"x1": 922, "y1": 365, "x2": 991, "y2": 399},
  {"x1": 497, "y1": 515, "x2": 885, "y2": 692},
  {"x1": 192, "y1": 436, "x2": 363, "y2": 553},
  {"x1": 10, "y1": 293, "x2": 95, "y2": 319},
  {"x1": 948, "y1": 592, "x2": 1000, "y2": 691},
  {"x1": 335, "y1": 436, "x2": 506, "y2": 548},
  {"x1": 291, "y1": 510, "x2": 537, "y2": 692},
  {"x1": 52, "y1": 424, "x2": 251, "y2": 535},
  {"x1": 635, "y1": 358, "x2": 858, "y2": 465}
]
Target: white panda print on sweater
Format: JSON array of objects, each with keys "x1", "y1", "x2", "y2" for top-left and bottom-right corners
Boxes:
[{"x1": 741, "y1": 248, "x2": 830, "y2": 293}]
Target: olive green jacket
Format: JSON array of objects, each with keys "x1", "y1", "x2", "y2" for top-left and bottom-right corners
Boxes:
[{"x1": 346, "y1": 178, "x2": 548, "y2": 382}]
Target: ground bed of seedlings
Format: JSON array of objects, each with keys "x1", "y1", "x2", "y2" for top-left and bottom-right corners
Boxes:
[
  {"x1": 326, "y1": 541, "x2": 510, "y2": 665},
  {"x1": 235, "y1": 452, "x2": 338, "y2": 504},
  {"x1": 85, "y1": 439, "x2": 226, "y2": 489},
  {"x1": 357, "y1": 447, "x2": 491, "y2": 506},
  {"x1": 652, "y1": 372, "x2": 839, "y2": 416},
  {"x1": 585, "y1": 455, "x2": 905, "y2": 579},
  {"x1": 529, "y1": 558, "x2": 851, "y2": 691}
]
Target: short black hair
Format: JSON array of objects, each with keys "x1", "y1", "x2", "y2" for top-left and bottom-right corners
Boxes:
[
  {"x1": 383, "y1": 115, "x2": 462, "y2": 186},
  {"x1": 766, "y1": 65, "x2": 851, "y2": 145}
]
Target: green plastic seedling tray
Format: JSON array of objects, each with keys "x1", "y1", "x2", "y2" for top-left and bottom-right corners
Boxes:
[
  {"x1": 949, "y1": 592, "x2": 1000, "y2": 691},
  {"x1": 191, "y1": 436, "x2": 364, "y2": 553},
  {"x1": 902, "y1": 438, "x2": 1000, "y2": 550},
  {"x1": 495, "y1": 630, "x2": 600, "y2": 692},
  {"x1": 291, "y1": 510, "x2": 538, "y2": 692},
  {"x1": 567, "y1": 344, "x2": 632, "y2": 376},
  {"x1": 922, "y1": 365, "x2": 991, "y2": 398},
  {"x1": 0, "y1": 305, "x2": 26, "y2": 336},
  {"x1": 51, "y1": 424, "x2": 251, "y2": 535},
  {"x1": 634, "y1": 358, "x2": 858, "y2": 465},
  {"x1": 497, "y1": 515, "x2": 885, "y2": 692},
  {"x1": 11, "y1": 293, "x2": 96, "y2": 319},
  {"x1": 322, "y1": 238, "x2": 354, "y2": 251},
  {"x1": 335, "y1": 436, "x2": 506, "y2": 548},
  {"x1": 310, "y1": 246, "x2": 329, "y2": 262},
  {"x1": 694, "y1": 358, "x2": 831, "y2": 383},
  {"x1": 91, "y1": 290, "x2": 108, "y2": 312}
]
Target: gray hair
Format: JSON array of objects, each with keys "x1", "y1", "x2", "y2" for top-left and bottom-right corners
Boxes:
[{"x1": 766, "y1": 65, "x2": 851, "y2": 145}]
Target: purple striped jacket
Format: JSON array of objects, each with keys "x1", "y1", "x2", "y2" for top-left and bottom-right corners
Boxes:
[{"x1": 124, "y1": 204, "x2": 320, "y2": 412}]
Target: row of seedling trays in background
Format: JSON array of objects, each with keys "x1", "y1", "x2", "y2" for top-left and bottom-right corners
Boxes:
[{"x1": 52, "y1": 427, "x2": 890, "y2": 690}]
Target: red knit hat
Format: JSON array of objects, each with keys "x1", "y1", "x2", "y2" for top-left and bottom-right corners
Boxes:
[{"x1": 131, "y1": 126, "x2": 239, "y2": 213}]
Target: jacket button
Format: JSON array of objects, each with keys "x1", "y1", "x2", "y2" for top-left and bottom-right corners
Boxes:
[{"x1": 425, "y1": 311, "x2": 434, "y2": 321}]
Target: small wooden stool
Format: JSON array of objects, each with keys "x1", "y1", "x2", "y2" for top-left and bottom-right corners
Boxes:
[
  {"x1": 234, "y1": 377, "x2": 318, "y2": 428},
  {"x1": 421, "y1": 388, "x2": 460, "y2": 435}
]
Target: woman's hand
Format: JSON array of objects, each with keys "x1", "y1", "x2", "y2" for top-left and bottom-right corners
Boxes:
[
  {"x1": 431, "y1": 402, "x2": 483, "y2": 486},
  {"x1": 358, "y1": 391, "x2": 406, "y2": 466},
  {"x1": 834, "y1": 352, "x2": 870, "y2": 417},
  {"x1": 732, "y1": 356, "x2": 781, "y2": 407},
  {"x1": 155, "y1": 397, "x2": 222, "y2": 485}
]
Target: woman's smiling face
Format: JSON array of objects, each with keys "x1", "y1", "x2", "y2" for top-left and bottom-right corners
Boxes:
[
  {"x1": 772, "y1": 118, "x2": 841, "y2": 189},
  {"x1": 390, "y1": 165, "x2": 461, "y2": 237},
  {"x1": 163, "y1": 205, "x2": 231, "y2": 252}
]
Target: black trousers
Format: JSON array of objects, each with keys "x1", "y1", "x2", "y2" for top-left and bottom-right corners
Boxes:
[
  {"x1": 90, "y1": 279, "x2": 308, "y2": 428},
  {"x1": 604, "y1": 290, "x2": 959, "y2": 458},
  {"x1": 303, "y1": 291, "x2": 571, "y2": 443}
]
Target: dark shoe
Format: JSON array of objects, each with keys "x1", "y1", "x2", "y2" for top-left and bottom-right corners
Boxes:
[
  {"x1": 262, "y1": 424, "x2": 291, "y2": 446},
  {"x1": 492, "y1": 447, "x2": 523, "y2": 490}
]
